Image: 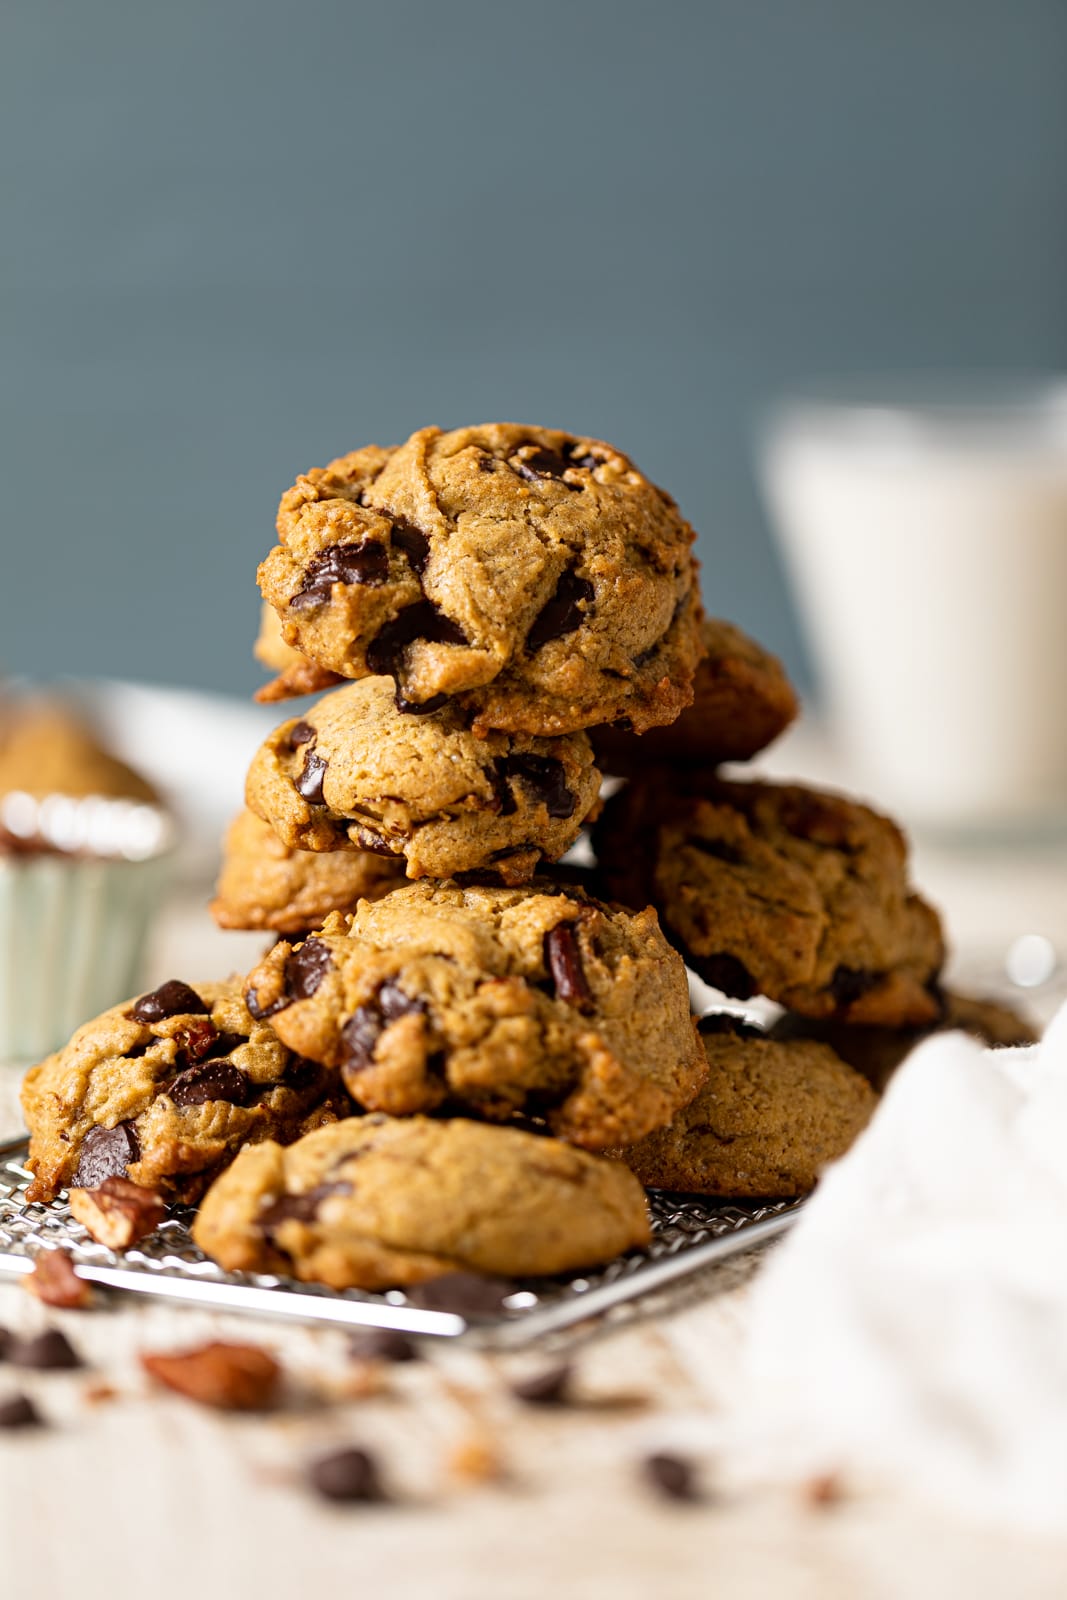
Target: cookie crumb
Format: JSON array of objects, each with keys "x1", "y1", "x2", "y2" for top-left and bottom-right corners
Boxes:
[
  {"x1": 448, "y1": 1430, "x2": 506, "y2": 1484},
  {"x1": 803, "y1": 1472, "x2": 845, "y2": 1508}
]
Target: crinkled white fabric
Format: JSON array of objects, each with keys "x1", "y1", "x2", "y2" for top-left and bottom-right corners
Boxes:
[{"x1": 743, "y1": 1000, "x2": 1067, "y2": 1532}]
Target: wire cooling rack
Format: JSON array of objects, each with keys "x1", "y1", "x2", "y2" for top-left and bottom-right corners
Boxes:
[{"x1": 0, "y1": 1136, "x2": 800, "y2": 1348}]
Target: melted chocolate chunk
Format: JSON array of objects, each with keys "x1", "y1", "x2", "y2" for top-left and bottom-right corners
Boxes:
[
  {"x1": 394, "y1": 690, "x2": 449, "y2": 716},
  {"x1": 642, "y1": 1451, "x2": 700, "y2": 1502},
  {"x1": 389, "y1": 516, "x2": 431, "y2": 575},
  {"x1": 308, "y1": 1446, "x2": 387, "y2": 1504},
  {"x1": 259, "y1": 1181, "x2": 351, "y2": 1237},
  {"x1": 691, "y1": 838, "x2": 744, "y2": 867},
  {"x1": 366, "y1": 600, "x2": 468, "y2": 684},
  {"x1": 74, "y1": 1123, "x2": 140, "y2": 1188},
  {"x1": 286, "y1": 937, "x2": 333, "y2": 1001},
  {"x1": 167, "y1": 1060, "x2": 251, "y2": 1108},
  {"x1": 0, "y1": 1394, "x2": 43, "y2": 1429},
  {"x1": 526, "y1": 570, "x2": 595, "y2": 652},
  {"x1": 544, "y1": 922, "x2": 594, "y2": 1013},
  {"x1": 340, "y1": 980, "x2": 426, "y2": 1073},
  {"x1": 698, "y1": 1012, "x2": 765, "y2": 1040},
  {"x1": 291, "y1": 540, "x2": 389, "y2": 609},
  {"x1": 405, "y1": 1272, "x2": 515, "y2": 1318},
  {"x1": 296, "y1": 748, "x2": 328, "y2": 805},
  {"x1": 698, "y1": 953, "x2": 757, "y2": 1001},
  {"x1": 511, "y1": 1362, "x2": 573, "y2": 1406},
  {"x1": 351, "y1": 825, "x2": 401, "y2": 856},
  {"x1": 282, "y1": 1056, "x2": 322, "y2": 1091},
  {"x1": 571, "y1": 450, "x2": 601, "y2": 471},
  {"x1": 130, "y1": 980, "x2": 209, "y2": 1024},
  {"x1": 288, "y1": 720, "x2": 315, "y2": 748},
  {"x1": 830, "y1": 965, "x2": 881, "y2": 1007},
  {"x1": 499, "y1": 752, "x2": 575, "y2": 819},
  {"x1": 10, "y1": 1329, "x2": 82, "y2": 1371},
  {"x1": 348, "y1": 1328, "x2": 419, "y2": 1363}
]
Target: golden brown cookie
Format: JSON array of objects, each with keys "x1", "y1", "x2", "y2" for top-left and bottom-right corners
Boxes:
[
  {"x1": 591, "y1": 617, "x2": 799, "y2": 775},
  {"x1": 211, "y1": 808, "x2": 403, "y2": 933},
  {"x1": 257, "y1": 424, "x2": 703, "y2": 735},
  {"x1": 770, "y1": 988, "x2": 1039, "y2": 1092},
  {"x1": 193, "y1": 1115, "x2": 651, "y2": 1289},
  {"x1": 595, "y1": 774, "x2": 945, "y2": 1026},
  {"x1": 253, "y1": 602, "x2": 343, "y2": 704},
  {"x1": 612, "y1": 1014, "x2": 877, "y2": 1197},
  {"x1": 243, "y1": 880, "x2": 706, "y2": 1150},
  {"x1": 21, "y1": 978, "x2": 347, "y2": 1204},
  {"x1": 244, "y1": 678, "x2": 601, "y2": 885}
]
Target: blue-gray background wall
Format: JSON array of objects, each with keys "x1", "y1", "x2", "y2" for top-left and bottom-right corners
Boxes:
[{"x1": 3, "y1": 1, "x2": 1065, "y2": 698}]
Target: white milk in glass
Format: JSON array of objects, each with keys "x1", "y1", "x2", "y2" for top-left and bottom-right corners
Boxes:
[{"x1": 761, "y1": 390, "x2": 1067, "y2": 831}]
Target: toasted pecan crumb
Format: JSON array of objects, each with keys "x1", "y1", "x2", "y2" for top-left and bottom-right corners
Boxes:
[
  {"x1": 24, "y1": 1248, "x2": 91, "y2": 1309},
  {"x1": 140, "y1": 1341, "x2": 280, "y2": 1410},
  {"x1": 448, "y1": 1431, "x2": 506, "y2": 1485},
  {"x1": 69, "y1": 1177, "x2": 167, "y2": 1249},
  {"x1": 804, "y1": 1472, "x2": 845, "y2": 1508}
]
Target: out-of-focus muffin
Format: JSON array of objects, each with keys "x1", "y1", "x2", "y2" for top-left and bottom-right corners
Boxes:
[{"x1": 0, "y1": 698, "x2": 174, "y2": 1062}]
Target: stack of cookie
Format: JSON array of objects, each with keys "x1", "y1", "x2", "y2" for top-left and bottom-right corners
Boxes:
[{"x1": 20, "y1": 422, "x2": 1037, "y2": 1295}]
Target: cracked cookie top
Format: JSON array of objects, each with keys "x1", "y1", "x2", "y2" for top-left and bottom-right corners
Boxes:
[
  {"x1": 242, "y1": 880, "x2": 706, "y2": 1150},
  {"x1": 595, "y1": 774, "x2": 945, "y2": 1026},
  {"x1": 21, "y1": 978, "x2": 348, "y2": 1203},
  {"x1": 193, "y1": 1114, "x2": 651, "y2": 1289},
  {"x1": 243, "y1": 678, "x2": 602, "y2": 885},
  {"x1": 256, "y1": 424, "x2": 702, "y2": 735},
  {"x1": 611, "y1": 1013, "x2": 877, "y2": 1197}
]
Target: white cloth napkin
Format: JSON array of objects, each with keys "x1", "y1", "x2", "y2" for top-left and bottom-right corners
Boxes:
[{"x1": 740, "y1": 999, "x2": 1067, "y2": 1532}]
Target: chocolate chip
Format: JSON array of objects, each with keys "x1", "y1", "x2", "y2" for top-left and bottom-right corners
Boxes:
[
  {"x1": 291, "y1": 540, "x2": 389, "y2": 609},
  {"x1": 511, "y1": 444, "x2": 591, "y2": 487},
  {"x1": 288, "y1": 720, "x2": 315, "y2": 748},
  {"x1": 0, "y1": 1326, "x2": 10, "y2": 1361},
  {"x1": 348, "y1": 1328, "x2": 419, "y2": 1363},
  {"x1": 394, "y1": 691, "x2": 448, "y2": 716},
  {"x1": 571, "y1": 450, "x2": 601, "y2": 471},
  {"x1": 526, "y1": 570, "x2": 595, "y2": 652},
  {"x1": 389, "y1": 516, "x2": 430, "y2": 575},
  {"x1": 308, "y1": 1446, "x2": 387, "y2": 1504},
  {"x1": 281, "y1": 1056, "x2": 322, "y2": 1091},
  {"x1": 74, "y1": 1123, "x2": 140, "y2": 1188},
  {"x1": 830, "y1": 966, "x2": 881, "y2": 1007},
  {"x1": 0, "y1": 1395, "x2": 43, "y2": 1429},
  {"x1": 366, "y1": 600, "x2": 468, "y2": 687},
  {"x1": 405, "y1": 1273, "x2": 514, "y2": 1318},
  {"x1": 258, "y1": 1181, "x2": 350, "y2": 1237},
  {"x1": 641, "y1": 1451, "x2": 700, "y2": 1502},
  {"x1": 130, "y1": 980, "x2": 209, "y2": 1023},
  {"x1": 692, "y1": 838, "x2": 745, "y2": 867},
  {"x1": 698, "y1": 1013, "x2": 765, "y2": 1040},
  {"x1": 511, "y1": 1363, "x2": 572, "y2": 1406},
  {"x1": 544, "y1": 922, "x2": 594, "y2": 1013},
  {"x1": 697, "y1": 953, "x2": 757, "y2": 1001},
  {"x1": 341, "y1": 980, "x2": 426, "y2": 1073},
  {"x1": 10, "y1": 1329, "x2": 83, "y2": 1371},
  {"x1": 352, "y1": 825, "x2": 401, "y2": 855},
  {"x1": 296, "y1": 748, "x2": 328, "y2": 805},
  {"x1": 167, "y1": 1060, "x2": 251, "y2": 1108},
  {"x1": 494, "y1": 754, "x2": 576, "y2": 820},
  {"x1": 286, "y1": 937, "x2": 333, "y2": 1000}
]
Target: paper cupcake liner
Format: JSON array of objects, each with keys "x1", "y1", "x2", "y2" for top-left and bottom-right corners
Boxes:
[{"x1": 0, "y1": 853, "x2": 173, "y2": 1065}]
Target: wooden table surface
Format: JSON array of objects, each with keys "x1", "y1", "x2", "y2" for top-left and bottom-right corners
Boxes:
[{"x1": 2, "y1": 841, "x2": 1066, "y2": 1600}]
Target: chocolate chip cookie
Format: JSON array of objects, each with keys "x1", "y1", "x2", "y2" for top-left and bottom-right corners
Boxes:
[
  {"x1": 595, "y1": 774, "x2": 945, "y2": 1026},
  {"x1": 771, "y1": 988, "x2": 1039, "y2": 1091},
  {"x1": 244, "y1": 678, "x2": 602, "y2": 885},
  {"x1": 253, "y1": 602, "x2": 343, "y2": 704},
  {"x1": 243, "y1": 880, "x2": 706, "y2": 1149},
  {"x1": 612, "y1": 1014, "x2": 877, "y2": 1197},
  {"x1": 590, "y1": 617, "x2": 799, "y2": 776},
  {"x1": 193, "y1": 1114, "x2": 651, "y2": 1289},
  {"x1": 211, "y1": 808, "x2": 404, "y2": 934},
  {"x1": 257, "y1": 423, "x2": 703, "y2": 735},
  {"x1": 21, "y1": 978, "x2": 347, "y2": 1204}
]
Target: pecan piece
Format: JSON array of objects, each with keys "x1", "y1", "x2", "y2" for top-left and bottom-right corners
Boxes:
[
  {"x1": 140, "y1": 1341, "x2": 280, "y2": 1410},
  {"x1": 69, "y1": 1177, "x2": 168, "y2": 1250},
  {"x1": 24, "y1": 1248, "x2": 91, "y2": 1309}
]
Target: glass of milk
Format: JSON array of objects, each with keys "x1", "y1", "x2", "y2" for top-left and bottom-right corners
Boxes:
[{"x1": 760, "y1": 383, "x2": 1067, "y2": 835}]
